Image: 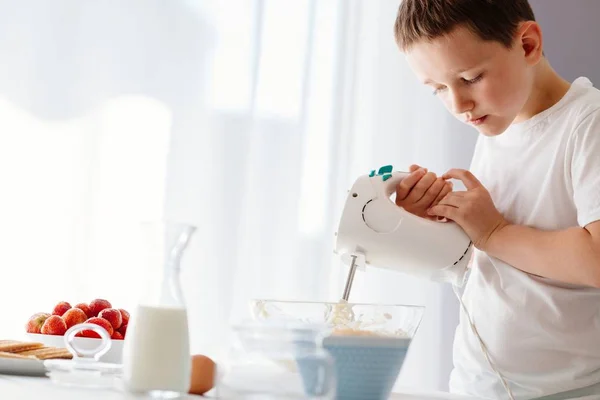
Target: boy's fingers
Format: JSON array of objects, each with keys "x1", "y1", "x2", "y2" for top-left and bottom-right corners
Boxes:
[
  {"x1": 415, "y1": 177, "x2": 446, "y2": 208},
  {"x1": 409, "y1": 164, "x2": 423, "y2": 173},
  {"x1": 438, "y1": 192, "x2": 464, "y2": 208},
  {"x1": 432, "y1": 181, "x2": 453, "y2": 206},
  {"x1": 396, "y1": 168, "x2": 427, "y2": 201},
  {"x1": 404, "y1": 171, "x2": 437, "y2": 203},
  {"x1": 428, "y1": 204, "x2": 458, "y2": 221},
  {"x1": 442, "y1": 169, "x2": 481, "y2": 190}
]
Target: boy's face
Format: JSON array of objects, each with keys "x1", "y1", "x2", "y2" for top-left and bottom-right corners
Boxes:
[{"x1": 405, "y1": 26, "x2": 533, "y2": 136}]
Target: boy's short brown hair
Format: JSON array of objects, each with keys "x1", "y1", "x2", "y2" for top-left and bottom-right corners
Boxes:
[{"x1": 394, "y1": 0, "x2": 536, "y2": 51}]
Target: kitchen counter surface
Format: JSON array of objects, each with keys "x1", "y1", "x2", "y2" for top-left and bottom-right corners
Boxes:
[{"x1": 0, "y1": 374, "x2": 481, "y2": 399}]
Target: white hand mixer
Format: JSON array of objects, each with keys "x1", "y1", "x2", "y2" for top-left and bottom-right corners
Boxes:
[
  {"x1": 333, "y1": 165, "x2": 515, "y2": 400},
  {"x1": 334, "y1": 165, "x2": 473, "y2": 299}
]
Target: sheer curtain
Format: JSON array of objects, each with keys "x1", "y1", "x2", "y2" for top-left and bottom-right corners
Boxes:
[{"x1": 0, "y1": 0, "x2": 476, "y2": 392}]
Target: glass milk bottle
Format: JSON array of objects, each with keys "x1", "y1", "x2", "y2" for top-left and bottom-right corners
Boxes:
[{"x1": 123, "y1": 222, "x2": 196, "y2": 398}]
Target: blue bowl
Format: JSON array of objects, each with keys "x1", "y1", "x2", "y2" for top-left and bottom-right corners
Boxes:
[
  {"x1": 296, "y1": 335, "x2": 412, "y2": 399},
  {"x1": 324, "y1": 335, "x2": 411, "y2": 399}
]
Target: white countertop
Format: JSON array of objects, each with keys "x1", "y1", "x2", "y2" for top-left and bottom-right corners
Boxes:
[{"x1": 0, "y1": 374, "x2": 480, "y2": 399}]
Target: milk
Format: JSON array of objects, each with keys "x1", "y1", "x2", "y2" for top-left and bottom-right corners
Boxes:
[{"x1": 122, "y1": 304, "x2": 191, "y2": 394}]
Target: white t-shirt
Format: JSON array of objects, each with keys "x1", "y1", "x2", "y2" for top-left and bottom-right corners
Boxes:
[{"x1": 449, "y1": 77, "x2": 600, "y2": 400}]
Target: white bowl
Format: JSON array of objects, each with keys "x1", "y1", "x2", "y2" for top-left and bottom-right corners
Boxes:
[{"x1": 25, "y1": 333, "x2": 124, "y2": 364}]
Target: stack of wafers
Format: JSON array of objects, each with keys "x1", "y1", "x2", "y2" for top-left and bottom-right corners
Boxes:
[{"x1": 0, "y1": 340, "x2": 72, "y2": 361}]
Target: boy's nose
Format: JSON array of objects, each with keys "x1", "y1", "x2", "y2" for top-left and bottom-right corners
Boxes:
[{"x1": 450, "y1": 90, "x2": 474, "y2": 115}]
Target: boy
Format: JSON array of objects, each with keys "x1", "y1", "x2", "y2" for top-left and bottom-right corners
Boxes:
[{"x1": 393, "y1": 1, "x2": 600, "y2": 399}]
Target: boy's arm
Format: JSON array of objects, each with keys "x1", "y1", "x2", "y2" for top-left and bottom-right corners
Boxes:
[
  {"x1": 430, "y1": 111, "x2": 600, "y2": 288},
  {"x1": 485, "y1": 220, "x2": 600, "y2": 288},
  {"x1": 428, "y1": 169, "x2": 600, "y2": 288}
]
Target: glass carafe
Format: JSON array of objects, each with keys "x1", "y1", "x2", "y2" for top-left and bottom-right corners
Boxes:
[{"x1": 122, "y1": 222, "x2": 196, "y2": 398}]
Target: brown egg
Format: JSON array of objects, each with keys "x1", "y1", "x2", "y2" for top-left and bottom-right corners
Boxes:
[{"x1": 189, "y1": 354, "x2": 216, "y2": 395}]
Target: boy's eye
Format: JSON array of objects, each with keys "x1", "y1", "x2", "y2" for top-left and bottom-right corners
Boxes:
[
  {"x1": 432, "y1": 86, "x2": 447, "y2": 96},
  {"x1": 462, "y1": 74, "x2": 483, "y2": 84},
  {"x1": 431, "y1": 74, "x2": 483, "y2": 95}
]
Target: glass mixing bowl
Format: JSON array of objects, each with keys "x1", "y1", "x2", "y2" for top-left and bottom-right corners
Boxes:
[
  {"x1": 250, "y1": 300, "x2": 425, "y2": 400},
  {"x1": 216, "y1": 320, "x2": 337, "y2": 399},
  {"x1": 251, "y1": 300, "x2": 423, "y2": 338}
]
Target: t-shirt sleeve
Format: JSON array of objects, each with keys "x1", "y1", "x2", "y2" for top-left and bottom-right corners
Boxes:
[{"x1": 571, "y1": 108, "x2": 600, "y2": 227}]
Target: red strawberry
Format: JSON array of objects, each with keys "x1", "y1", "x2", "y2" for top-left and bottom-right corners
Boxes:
[
  {"x1": 41, "y1": 315, "x2": 68, "y2": 335},
  {"x1": 118, "y1": 323, "x2": 127, "y2": 337},
  {"x1": 25, "y1": 312, "x2": 51, "y2": 334},
  {"x1": 74, "y1": 303, "x2": 92, "y2": 318},
  {"x1": 52, "y1": 302, "x2": 71, "y2": 317},
  {"x1": 98, "y1": 308, "x2": 122, "y2": 330},
  {"x1": 111, "y1": 331, "x2": 124, "y2": 340},
  {"x1": 88, "y1": 299, "x2": 112, "y2": 317},
  {"x1": 118, "y1": 309, "x2": 130, "y2": 326},
  {"x1": 62, "y1": 308, "x2": 87, "y2": 329},
  {"x1": 79, "y1": 317, "x2": 114, "y2": 338}
]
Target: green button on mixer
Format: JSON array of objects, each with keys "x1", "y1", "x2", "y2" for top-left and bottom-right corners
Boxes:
[
  {"x1": 378, "y1": 165, "x2": 393, "y2": 175},
  {"x1": 369, "y1": 170, "x2": 376, "y2": 177},
  {"x1": 382, "y1": 173, "x2": 392, "y2": 181}
]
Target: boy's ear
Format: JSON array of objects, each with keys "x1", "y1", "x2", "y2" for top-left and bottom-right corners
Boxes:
[{"x1": 517, "y1": 21, "x2": 543, "y2": 65}]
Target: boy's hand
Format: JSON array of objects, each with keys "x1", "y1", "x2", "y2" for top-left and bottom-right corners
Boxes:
[
  {"x1": 427, "y1": 169, "x2": 509, "y2": 250},
  {"x1": 395, "y1": 164, "x2": 453, "y2": 219}
]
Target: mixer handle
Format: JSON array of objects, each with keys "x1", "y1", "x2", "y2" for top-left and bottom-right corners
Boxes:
[
  {"x1": 367, "y1": 166, "x2": 411, "y2": 199},
  {"x1": 380, "y1": 171, "x2": 411, "y2": 198},
  {"x1": 371, "y1": 167, "x2": 446, "y2": 223}
]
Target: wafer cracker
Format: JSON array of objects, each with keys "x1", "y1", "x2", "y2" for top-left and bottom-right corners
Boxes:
[
  {"x1": 17, "y1": 347, "x2": 72, "y2": 360},
  {"x1": 0, "y1": 351, "x2": 38, "y2": 360},
  {"x1": 0, "y1": 340, "x2": 44, "y2": 353}
]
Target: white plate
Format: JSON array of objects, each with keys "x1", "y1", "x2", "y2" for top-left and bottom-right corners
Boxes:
[{"x1": 0, "y1": 357, "x2": 46, "y2": 377}]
